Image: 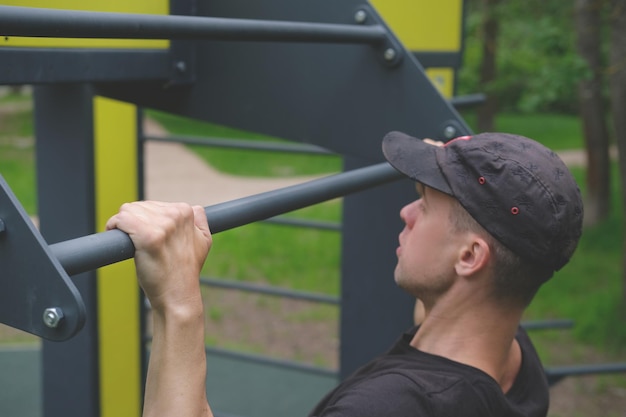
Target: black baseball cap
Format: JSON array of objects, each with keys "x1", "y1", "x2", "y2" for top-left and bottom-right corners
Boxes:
[{"x1": 382, "y1": 131, "x2": 584, "y2": 272}]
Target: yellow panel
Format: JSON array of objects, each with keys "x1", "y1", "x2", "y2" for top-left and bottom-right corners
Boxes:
[
  {"x1": 370, "y1": 0, "x2": 463, "y2": 51},
  {"x1": 1, "y1": 0, "x2": 168, "y2": 49},
  {"x1": 426, "y1": 68, "x2": 455, "y2": 98},
  {"x1": 94, "y1": 96, "x2": 141, "y2": 417}
]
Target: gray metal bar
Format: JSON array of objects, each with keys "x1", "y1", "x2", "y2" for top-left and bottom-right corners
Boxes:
[
  {"x1": 142, "y1": 338, "x2": 338, "y2": 377},
  {"x1": 143, "y1": 134, "x2": 335, "y2": 155},
  {"x1": 35, "y1": 84, "x2": 99, "y2": 417},
  {"x1": 0, "y1": 48, "x2": 170, "y2": 85},
  {"x1": 205, "y1": 346, "x2": 338, "y2": 378},
  {"x1": 0, "y1": 5, "x2": 386, "y2": 44},
  {"x1": 412, "y1": 51, "x2": 462, "y2": 68},
  {"x1": 199, "y1": 277, "x2": 339, "y2": 305},
  {"x1": 449, "y1": 93, "x2": 486, "y2": 109},
  {"x1": 49, "y1": 162, "x2": 403, "y2": 276},
  {"x1": 520, "y1": 319, "x2": 574, "y2": 331},
  {"x1": 546, "y1": 363, "x2": 626, "y2": 386}
]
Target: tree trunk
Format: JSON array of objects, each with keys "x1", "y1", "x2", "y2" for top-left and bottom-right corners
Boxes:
[
  {"x1": 608, "y1": 0, "x2": 626, "y2": 308},
  {"x1": 575, "y1": 0, "x2": 612, "y2": 226},
  {"x1": 477, "y1": 0, "x2": 499, "y2": 132}
]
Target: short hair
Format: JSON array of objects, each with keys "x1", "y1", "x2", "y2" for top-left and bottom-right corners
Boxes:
[{"x1": 448, "y1": 199, "x2": 552, "y2": 307}]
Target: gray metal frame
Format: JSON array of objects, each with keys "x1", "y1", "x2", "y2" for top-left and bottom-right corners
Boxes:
[
  {"x1": 34, "y1": 84, "x2": 101, "y2": 417},
  {"x1": 1, "y1": 2, "x2": 626, "y2": 416},
  {"x1": 0, "y1": 175, "x2": 85, "y2": 341},
  {"x1": 0, "y1": 1, "x2": 469, "y2": 416}
]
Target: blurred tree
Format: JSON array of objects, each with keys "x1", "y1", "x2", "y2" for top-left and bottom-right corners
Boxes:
[
  {"x1": 575, "y1": 0, "x2": 611, "y2": 225},
  {"x1": 476, "y1": 0, "x2": 500, "y2": 131},
  {"x1": 608, "y1": 0, "x2": 626, "y2": 306},
  {"x1": 459, "y1": 0, "x2": 586, "y2": 114}
]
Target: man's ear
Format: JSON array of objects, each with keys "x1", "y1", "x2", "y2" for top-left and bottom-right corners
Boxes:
[{"x1": 455, "y1": 236, "x2": 491, "y2": 277}]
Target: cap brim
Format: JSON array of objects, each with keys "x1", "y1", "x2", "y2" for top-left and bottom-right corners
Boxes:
[{"x1": 382, "y1": 131, "x2": 453, "y2": 196}]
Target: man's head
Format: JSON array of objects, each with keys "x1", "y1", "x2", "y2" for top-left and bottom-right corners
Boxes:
[{"x1": 382, "y1": 131, "x2": 584, "y2": 305}]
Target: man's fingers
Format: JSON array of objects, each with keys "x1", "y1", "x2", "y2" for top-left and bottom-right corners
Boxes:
[
  {"x1": 192, "y1": 205, "x2": 211, "y2": 235},
  {"x1": 423, "y1": 138, "x2": 445, "y2": 147}
]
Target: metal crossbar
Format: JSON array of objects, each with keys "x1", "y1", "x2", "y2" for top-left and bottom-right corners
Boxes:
[
  {"x1": 143, "y1": 134, "x2": 335, "y2": 155},
  {"x1": 0, "y1": 5, "x2": 387, "y2": 44},
  {"x1": 49, "y1": 162, "x2": 403, "y2": 276},
  {"x1": 199, "y1": 277, "x2": 339, "y2": 305},
  {"x1": 546, "y1": 363, "x2": 626, "y2": 386}
]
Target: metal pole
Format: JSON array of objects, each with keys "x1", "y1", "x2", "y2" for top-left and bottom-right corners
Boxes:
[
  {"x1": 0, "y1": 5, "x2": 387, "y2": 44},
  {"x1": 49, "y1": 162, "x2": 404, "y2": 276},
  {"x1": 143, "y1": 134, "x2": 335, "y2": 155}
]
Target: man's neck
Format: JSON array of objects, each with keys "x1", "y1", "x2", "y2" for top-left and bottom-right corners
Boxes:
[{"x1": 409, "y1": 293, "x2": 523, "y2": 393}]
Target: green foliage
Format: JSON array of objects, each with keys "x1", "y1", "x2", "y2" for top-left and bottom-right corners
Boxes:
[
  {"x1": 525, "y1": 164, "x2": 626, "y2": 352},
  {"x1": 459, "y1": 0, "x2": 590, "y2": 114},
  {"x1": 0, "y1": 109, "x2": 36, "y2": 214},
  {"x1": 461, "y1": 110, "x2": 584, "y2": 150}
]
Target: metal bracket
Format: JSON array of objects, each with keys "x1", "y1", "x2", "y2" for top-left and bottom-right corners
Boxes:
[
  {"x1": 352, "y1": 5, "x2": 404, "y2": 68},
  {"x1": 0, "y1": 175, "x2": 85, "y2": 341},
  {"x1": 167, "y1": 0, "x2": 197, "y2": 86}
]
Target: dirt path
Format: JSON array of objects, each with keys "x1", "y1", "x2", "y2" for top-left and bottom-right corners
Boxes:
[{"x1": 142, "y1": 118, "x2": 323, "y2": 206}]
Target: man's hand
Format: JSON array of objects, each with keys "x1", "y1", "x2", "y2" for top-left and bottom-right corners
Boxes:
[{"x1": 106, "y1": 201, "x2": 212, "y2": 312}]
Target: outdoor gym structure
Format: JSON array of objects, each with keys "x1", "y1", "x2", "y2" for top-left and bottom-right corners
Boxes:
[{"x1": 0, "y1": 1, "x2": 624, "y2": 417}]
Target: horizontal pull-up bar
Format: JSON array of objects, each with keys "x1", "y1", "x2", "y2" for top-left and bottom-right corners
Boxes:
[
  {"x1": 49, "y1": 162, "x2": 404, "y2": 276},
  {"x1": 0, "y1": 5, "x2": 387, "y2": 44}
]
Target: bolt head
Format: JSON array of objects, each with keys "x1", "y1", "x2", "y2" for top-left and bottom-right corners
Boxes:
[
  {"x1": 43, "y1": 307, "x2": 64, "y2": 329},
  {"x1": 175, "y1": 61, "x2": 187, "y2": 73},
  {"x1": 383, "y1": 48, "x2": 397, "y2": 62},
  {"x1": 443, "y1": 125, "x2": 457, "y2": 139},
  {"x1": 354, "y1": 10, "x2": 367, "y2": 23}
]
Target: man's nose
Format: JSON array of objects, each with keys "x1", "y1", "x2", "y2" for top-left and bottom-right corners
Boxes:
[{"x1": 400, "y1": 200, "x2": 418, "y2": 226}]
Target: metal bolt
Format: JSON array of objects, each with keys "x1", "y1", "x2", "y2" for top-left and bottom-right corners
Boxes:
[
  {"x1": 443, "y1": 125, "x2": 457, "y2": 139},
  {"x1": 354, "y1": 10, "x2": 367, "y2": 24},
  {"x1": 43, "y1": 307, "x2": 64, "y2": 329},
  {"x1": 175, "y1": 61, "x2": 187, "y2": 73},
  {"x1": 383, "y1": 48, "x2": 397, "y2": 62}
]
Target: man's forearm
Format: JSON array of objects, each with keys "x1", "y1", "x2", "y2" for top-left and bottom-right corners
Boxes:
[{"x1": 143, "y1": 298, "x2": 213, "y2": 417}]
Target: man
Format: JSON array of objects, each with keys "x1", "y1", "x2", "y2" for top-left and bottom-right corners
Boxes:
[{"x1": 106, "y1": 131, "x2": 583, "y2": 417}]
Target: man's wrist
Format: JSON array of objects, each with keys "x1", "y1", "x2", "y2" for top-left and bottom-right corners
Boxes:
[{"x1": 151, "y1": 294, "x2": 205, "y2": 327}]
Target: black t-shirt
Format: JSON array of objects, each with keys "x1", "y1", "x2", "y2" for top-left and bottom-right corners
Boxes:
[{"x1": 309, "y1": 326, "x2": 548, "y2": 417}]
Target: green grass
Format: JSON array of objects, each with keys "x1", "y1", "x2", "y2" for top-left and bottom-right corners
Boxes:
[
  {"x1": 0, "y1": 89, "x2": 32, "y2": 104},
  {"x1": 146, "y1": 109, "x2": 342, "y2": 177},
  {"x1": 198, "y1": 183, "x2": 343, "y2": 295},
  {"x1": 460, "y1": 110, "x2": 585, "y2": 150},
  {"x1": 0, "y1": 109, "x2": 37, "y2": 214},
  {"x1": 201, "y1": 206, "x2": 341, "y2": 296}
]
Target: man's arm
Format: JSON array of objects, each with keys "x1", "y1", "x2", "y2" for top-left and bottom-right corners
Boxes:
[{"x1": 106, "y1": 201, "x2": 213, "y2": 417}]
